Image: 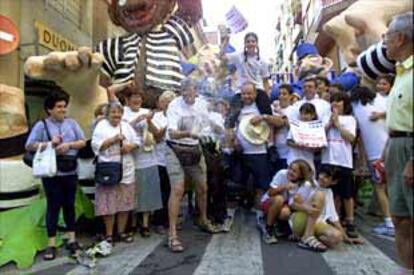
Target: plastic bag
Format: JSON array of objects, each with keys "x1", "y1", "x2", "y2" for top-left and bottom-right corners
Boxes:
[{"x1": 32, "y1": 142, "x2": 57, "y2": 178}]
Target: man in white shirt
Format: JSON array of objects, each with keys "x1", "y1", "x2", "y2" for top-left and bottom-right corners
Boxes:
[
  {"x1": 165, "y1": 78, "x2": 218, "y2": 252},
  {"x1": 307, "y1": 167, "x2": 364, "y2": 247},
  {"x1": 234, "y1": 82, "x2": 283, "y2": 224},
  {"x1": 289, "y1": 78, "x2": 331, "y2": 174},
  {"x1": 289, "y1": 78, "x2": 332, "y2": 127}
]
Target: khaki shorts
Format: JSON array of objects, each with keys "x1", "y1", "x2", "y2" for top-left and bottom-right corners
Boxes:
[
  {"x1": 291, "y1": 212, "x2": 331, "y2": 237},
  {"x1": 385, "y1": 137, "x2": 413, "y2": 217},
  {"x1": 165, "y1": 145, "x2": 207, "y2": 185}
]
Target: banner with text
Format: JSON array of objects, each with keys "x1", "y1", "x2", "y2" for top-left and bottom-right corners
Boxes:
[
  {"x1": 225, "y1": 6, "x2": 248, "y2": 34},
  {"x1": 290, "y1": 120, "x2": 327, "y2": 148}
]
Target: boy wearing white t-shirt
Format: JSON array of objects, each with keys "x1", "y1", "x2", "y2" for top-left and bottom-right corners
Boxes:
[
  {"x1": 271, "y1": 84, "x2": 293, "y2": 174},
  {"x1": 296, "y1": 167, "x2": 364, "y2": 248},
  {"x1": 322, "y1": 93, "x2": 358, "y2": 239}
]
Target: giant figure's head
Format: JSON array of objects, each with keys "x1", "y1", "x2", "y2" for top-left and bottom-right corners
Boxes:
[
  {"x1": 107, "y1": 0, "x2": 177, "y2": 33},
  {"x1": 295, "y1": 43, "x2": 333, "y2": 81},
  {"x1": 107, "y1": 0, "x2": 202, "y2": 33}
]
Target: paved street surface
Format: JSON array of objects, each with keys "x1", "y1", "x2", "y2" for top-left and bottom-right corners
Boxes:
[{"x1": 1, "y1": 207, "x2": 401, "y2": 275}]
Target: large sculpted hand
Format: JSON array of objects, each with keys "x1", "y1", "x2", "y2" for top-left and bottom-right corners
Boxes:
[
  {"x1": 323, "y1": 0, "x2": 411, "y2": 65},
  {"x1": 24, "y1": 47, "x2": 105, "y2": 98},
  {"x1": 24, "y1": 48, "x2": 108, "y2": 137}
]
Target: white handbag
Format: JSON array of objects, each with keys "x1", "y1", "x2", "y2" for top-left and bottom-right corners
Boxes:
[{"x1": 32, "y1": 142, "x2": 57, "y2": 178}]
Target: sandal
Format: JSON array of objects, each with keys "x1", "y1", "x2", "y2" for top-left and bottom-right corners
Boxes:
[
  {"x1": 43, "y1": 246, "x2": 56, "y2": 261},
  {"x1": 298, "y1": 236, "x2": 327, "y2": 252},
  {"x1": 119, "y1": 233, "x2": 134, "y2": 243},
  {"x1": 104, "y1": 236, "x2": 113, "y2": 244},
  {"x1": 128, "y1": 226, "x2": 138, "y2": 237},
  {"x1": 288, "y1": 234, "x2": 301, "y2": 242},
  {"x1": 67, "y1": 241, "x2": 82, "y2": 258},
  {"x1": 197, "y1": 219, "x2": 220, "y2": 234},
  {"x1": 140, "y1": 227, "x2": 151, "y2": 238},
  {"x1": 168, "y1": 236, "x2": 185, "y2": 253}
]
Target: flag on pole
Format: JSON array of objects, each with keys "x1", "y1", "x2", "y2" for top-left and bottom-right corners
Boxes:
[{"x1": 225, "y1": 6, "x2": 248, "y2": 33}]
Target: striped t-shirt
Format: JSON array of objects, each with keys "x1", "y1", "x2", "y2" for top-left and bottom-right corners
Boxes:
[{"x1": 96, "y1": 16, "x2": 194, "y2": 91}]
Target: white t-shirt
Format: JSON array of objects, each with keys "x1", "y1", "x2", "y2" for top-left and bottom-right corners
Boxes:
[
  {"x1": 352, "y1": 99, "x2": 388, "y2": 161},
  {"x1": 91, "y1": 120, "x2": 138, "y2": 184},
  {"x1": 236, "y1": 103, "x2": 267, "y2": 155},
  {"x1": 226, "y1": 52, "x2": 269, "y2": 91},
  {"x1": 288, "y1": 181, "x2": 315, "y2": 206},
  {"x1": 321, "y1": 115, "x2": 356, "y2": 168},
  {"x1": 289, "y1": 97, "x2": 332, "y2": 127},
  {"x1": 318, "y1": 187, "x2": 339, "y2": 223},
  {"x1": 152, "y1": 111, "x2": 168, "y2": 167},
  {"x1": 261, "y1": 169, "x2": 290, "y2": 203},
  {"x1": 286, "y1": 130, "x2": 315, "y2": 172},
  {"x1": 260, "y1": 169, "x2": 315, "y2": 205},
  {"x1": 273, "y1": 106, "x2": 292, "y2": 159},
  {"x1": 122, "y1": 106, "x2": 158, "y2": 169},
  {"x1": 199, "y1": 111, "x2": 225, "y2": 141},
  {"x1": 375, "y1": 93, "x2": 388, "y2": 112},
  {"x1": 166, "y1": 96, "x2": 209, "y2": 145}
]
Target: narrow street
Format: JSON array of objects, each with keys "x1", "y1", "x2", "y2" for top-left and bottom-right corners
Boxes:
[{"x1": 2, "y1": 208, "x2": 399, "y2": 275}]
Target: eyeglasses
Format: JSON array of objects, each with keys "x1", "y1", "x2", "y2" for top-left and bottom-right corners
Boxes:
[{"x1": 382, "y1": 30, "x2": 400, "y2": 42}]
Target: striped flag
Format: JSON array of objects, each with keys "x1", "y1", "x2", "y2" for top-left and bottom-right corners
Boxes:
[{"x1": 225, "y1": 6, "x2": 248, "y2": 33}]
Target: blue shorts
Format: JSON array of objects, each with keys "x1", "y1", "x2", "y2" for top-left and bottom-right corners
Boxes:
[{"x1": 241, "y1": 154, "x2": 271, "y2": 190}]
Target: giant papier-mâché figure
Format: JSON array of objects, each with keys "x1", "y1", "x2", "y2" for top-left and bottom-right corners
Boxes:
[{"x1": 23, "y1": 0, "x2": 202, "y2": 135}]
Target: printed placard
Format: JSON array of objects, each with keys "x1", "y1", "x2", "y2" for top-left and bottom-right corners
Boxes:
[{"x1": 290, "y1": 120, "x2": 327, "y2": 148}]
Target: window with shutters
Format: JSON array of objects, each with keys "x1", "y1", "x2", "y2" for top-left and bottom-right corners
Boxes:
[{"x1": 45, "y1": 0, "x2": 83, "y2": 27}]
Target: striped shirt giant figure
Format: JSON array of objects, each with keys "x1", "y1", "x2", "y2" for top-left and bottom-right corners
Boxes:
[
  {"x1": 97, "y1": 16, "x2": 193, "y2": 92},
  {"x1": 23, "y1": 0, "x2": 202, "y2": 134},
  {"x1": 98, "y1": 0, "x2": 198, "y2": 107}
]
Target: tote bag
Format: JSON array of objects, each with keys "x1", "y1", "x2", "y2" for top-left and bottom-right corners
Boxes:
[{"x1": 33, "y1": 142, "x2": 57, "y2": 178}]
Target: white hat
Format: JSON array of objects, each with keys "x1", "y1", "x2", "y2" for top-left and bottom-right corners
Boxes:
[
  {"x1": 142, "y1": 126, "x2": 155, "y2": 152},
  {"x1": 239, "y1": 115, "x2": 270, "y2": 145}
]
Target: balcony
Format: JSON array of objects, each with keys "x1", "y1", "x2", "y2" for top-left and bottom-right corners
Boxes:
[
  {"x1": 316, "y1": 0, "x2": 358, "y2": 31},
  {"x1": 303, "y1": 0, "x2": 357, "y2": 42}
]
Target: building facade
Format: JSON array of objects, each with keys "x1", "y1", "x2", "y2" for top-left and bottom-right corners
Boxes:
[
  {"x1": 273, "y1": 0, "x2": 357, "y2": 81},
  {"x1": 301, "y1": 0, "x2": 357, "y2": 72},
  {"x1": 274, "y1": 0, "x2": 303, "y2": 81}
]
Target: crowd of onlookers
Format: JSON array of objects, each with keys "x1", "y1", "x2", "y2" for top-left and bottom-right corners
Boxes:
[{"x1": 24, "y1": 11, "x2": 412, "y2": 273}]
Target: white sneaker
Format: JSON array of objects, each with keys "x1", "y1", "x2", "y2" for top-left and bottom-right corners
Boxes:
[
  {"x1": 372, "y1": 223, "x2": 395, "y2": 237},
  {"x1": 92, "y1": 240, "x2": 113, "y2": 257},
  {"x1": 262, "y1": 232, "x2": 278, "y2": 244}
]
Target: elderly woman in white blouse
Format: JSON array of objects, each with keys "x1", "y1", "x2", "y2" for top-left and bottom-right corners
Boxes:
[{"x1": 92, "y1": 101, "x2": 139, "y2": 243}]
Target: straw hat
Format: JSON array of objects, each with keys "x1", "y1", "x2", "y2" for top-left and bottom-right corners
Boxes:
[
  {"x1": 142, "y1": 126, "x2": 155, "y2": 152},
  {"x1": 239, "y1": 115, "x2": 270, "y2": 145}
]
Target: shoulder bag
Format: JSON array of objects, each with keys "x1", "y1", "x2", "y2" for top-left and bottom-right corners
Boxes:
[{"x1": 94, "y1": 125, "x2": 123, "y2": 186}]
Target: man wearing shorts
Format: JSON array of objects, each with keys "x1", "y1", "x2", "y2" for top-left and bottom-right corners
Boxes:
[
  {"x1": 383, "y1": 12, "x2": 413, "y2": 273},
  {"x1": 165, "y1": 78, "x2": 218, "y2": 252}
]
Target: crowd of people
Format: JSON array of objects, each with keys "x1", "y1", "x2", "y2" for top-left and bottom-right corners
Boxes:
[{"x1": 24, "y1": 11, "x2": 412, "y2": 273}]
